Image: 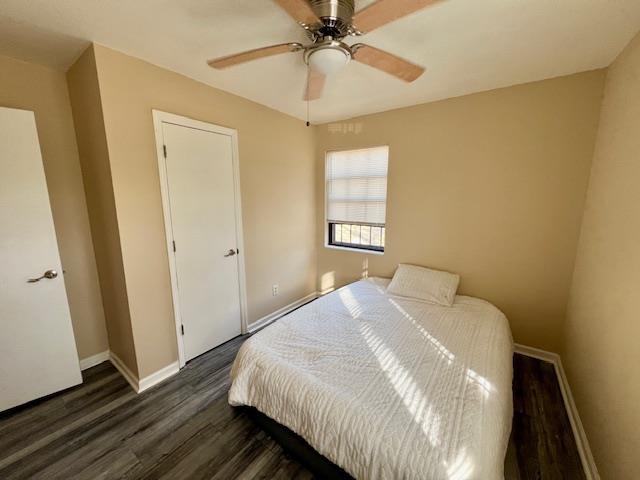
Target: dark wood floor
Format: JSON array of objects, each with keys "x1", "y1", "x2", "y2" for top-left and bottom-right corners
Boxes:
[
  {"x1": 507, "y1": 354, "x2": 585, "y2": 480},
  {"x1": 0, "y1": 336, "x2": 585, "y2": 479}
]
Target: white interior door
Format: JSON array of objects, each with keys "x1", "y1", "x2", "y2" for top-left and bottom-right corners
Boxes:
[
  {"x1": 162, "y1": 121, "x2": 242, "y2": 362},
  {"x1": 0, "y1": 107, "x2": 81, "y2": 412}
]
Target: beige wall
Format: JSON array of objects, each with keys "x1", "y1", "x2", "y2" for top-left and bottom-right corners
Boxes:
[
  {"x1": 67, "y1": 47, "x2": 139, "y2": 374},
  {"x1": 563, "y1": 32, "x2": 640, "y2": 480},
  {"x1": 6, "y1": 39, "x2": 633, "y2": 473},
  {"x1": 88, "y1": 44, "x2": 317, "y2": 377},
  {"x1": 0, "y1": 54, "x2": 108, "y2": 360},
  {"x1": 315, "y1": 71, "x2": 606, "y2": 353}
]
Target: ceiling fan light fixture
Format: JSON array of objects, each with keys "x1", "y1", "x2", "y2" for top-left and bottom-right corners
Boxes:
[
  {"x1": 307, "y1": 45, "x2": 351, "y2": 75},
  {"x1": 207, "y1": 0, "x2": 433, "y2": 101}
]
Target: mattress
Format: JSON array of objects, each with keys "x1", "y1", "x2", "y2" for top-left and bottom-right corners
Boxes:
[{"x1": 229, "y1": 278, "x2": 513, "y2": 479}]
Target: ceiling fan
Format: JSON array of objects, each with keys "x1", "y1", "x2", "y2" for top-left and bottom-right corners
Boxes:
[{"x1": 207, "y1": 0, "x2": 440, "y2": 101}]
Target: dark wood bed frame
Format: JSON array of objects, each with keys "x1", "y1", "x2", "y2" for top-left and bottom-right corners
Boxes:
[{"x1": 244, "y1": 407, "x2": 353, "y2": 479}]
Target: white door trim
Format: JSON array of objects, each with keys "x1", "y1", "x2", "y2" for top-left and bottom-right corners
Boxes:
[{"x1": 152, "y1": 110, "x2": 248, "y2": 369}]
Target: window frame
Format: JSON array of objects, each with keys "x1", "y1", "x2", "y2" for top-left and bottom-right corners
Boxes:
[
  {"x1": 324, "y1": 145, "x2": 389, "y2": 255},
  {"x1": 327, "y1": 222, "x2": 385, "y2": 253}
]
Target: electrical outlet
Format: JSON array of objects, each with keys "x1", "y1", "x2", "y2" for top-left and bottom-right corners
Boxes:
[{"x1": 272, "y1": 284, "x2": 279, "y2": 296}]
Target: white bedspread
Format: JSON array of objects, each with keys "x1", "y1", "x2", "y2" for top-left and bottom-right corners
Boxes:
[{"x1": 229, "y1": 278, "x2": 513, "y2": 480}]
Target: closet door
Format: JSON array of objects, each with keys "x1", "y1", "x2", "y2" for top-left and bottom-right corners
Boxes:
[
  {"x1": 0, "y1": 107, "x2": 81, "y2": 412},
  {"x1": 162, "y1": 121, "x2": 242, "y2": 362}
]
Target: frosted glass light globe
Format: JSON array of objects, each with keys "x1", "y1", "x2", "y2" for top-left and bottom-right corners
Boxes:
[{"x1": 308, "y1": 47, "x2": 350, "y2": 75}]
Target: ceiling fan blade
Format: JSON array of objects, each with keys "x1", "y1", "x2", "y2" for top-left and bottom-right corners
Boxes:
[
  {"x1": 304, "y1": 69, "x2": 326, "y2": 101},
  {"x1": 352, "y1": 0, "x2": 441, "y2": 34},
  {"x1": 208, "y1": 43, "x2": 302, "y2": 69},
  {"x1": 352, "y1": 44, "x2": 424, "y2": 82},
  {"x1": 273, "y1": 0, "x2": 320, "y2": 26}
]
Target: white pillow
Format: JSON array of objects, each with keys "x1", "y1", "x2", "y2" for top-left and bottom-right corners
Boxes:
[{"x1": 387, "y1": 264, "x2": 460, "y2": 306}]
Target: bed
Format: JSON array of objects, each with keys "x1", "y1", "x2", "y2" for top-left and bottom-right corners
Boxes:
[{"x1": 229, "y1": 277, "x2": 513, "y2": 479}]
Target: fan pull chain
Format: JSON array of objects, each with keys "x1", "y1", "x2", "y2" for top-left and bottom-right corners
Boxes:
[{"x1": 306, "y1": 64, "x2": 310, "y2": 127}]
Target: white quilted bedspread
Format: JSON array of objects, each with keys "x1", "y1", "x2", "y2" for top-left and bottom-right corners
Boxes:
[{"x1": 229, "y1": 278, "x2": 513, "y2": 480}]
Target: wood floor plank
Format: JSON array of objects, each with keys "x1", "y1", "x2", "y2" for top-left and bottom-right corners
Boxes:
[
  {"x1": 0, "y1": 335, "x2": 587, "y2": 480},
  {"x1": 70, "y1": 447, "x2": 141, "y2": 480},
  {"x1": 511, "y1": 355, "x2": 586, "y2": 480}
]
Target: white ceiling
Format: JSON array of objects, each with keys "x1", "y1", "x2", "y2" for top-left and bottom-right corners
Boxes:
[{"x1": 1, "y1": 0, "x2": 639, "y2": 123}]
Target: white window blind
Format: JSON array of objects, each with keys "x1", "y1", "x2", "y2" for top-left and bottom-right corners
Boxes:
[{"x1": 326, "y1": 146, "x2": 389, "y2": 225}]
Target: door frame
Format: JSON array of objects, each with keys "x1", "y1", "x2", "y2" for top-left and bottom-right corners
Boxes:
[{"x1": 152, "y1": 110, "x2": 248, "y2": 368}]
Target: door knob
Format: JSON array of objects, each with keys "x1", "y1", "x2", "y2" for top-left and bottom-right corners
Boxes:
[
  {"x1": 224, "y1": 249, "x2": 237, "y2": 257},
  {"x1": 28, "y1": 269, "x2": 58, "y2": 283}
]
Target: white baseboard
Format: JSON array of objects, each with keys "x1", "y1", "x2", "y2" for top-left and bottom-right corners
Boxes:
[
  {"x1": 138, "y1": 361, "x2": 179, "y2": 393},
  {"x1": 108, "y1": 351, "x2": 180, "y2": 394},
  {"x1": 79, "y1": 350, "x2": 110, "y2": 370},
  {"x1": 248, "y1": 292, "x2": 318, "y2": 333},
  {"x1": 109, "y1": 351, "x2": 139, "y2": 392},
  {"x1": 514, "y1": 343, "x2": 600, "y2": 480},
  {"x1": 513, "y1": 343, "x2": 558, "y2": 363},
  {"x1": 105, "y1": 292, "x2": 319, "y2": 391}
]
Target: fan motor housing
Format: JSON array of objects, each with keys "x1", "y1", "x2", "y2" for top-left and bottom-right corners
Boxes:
[{"x1": 310, "y1": 0, "x2": 355, "y2": 37}]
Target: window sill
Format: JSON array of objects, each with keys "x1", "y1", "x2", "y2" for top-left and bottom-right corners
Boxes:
[{"x1": 324, "y1": 244, "x2": 385, "y2": 256}]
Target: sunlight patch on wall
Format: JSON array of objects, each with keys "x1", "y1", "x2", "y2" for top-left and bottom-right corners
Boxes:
[
  {"x1": 320, "y1": 271, "x2": 335, "y2": 295},
  {"x1": 362, "y1": 257, "x2": 369, "y2": 278}
]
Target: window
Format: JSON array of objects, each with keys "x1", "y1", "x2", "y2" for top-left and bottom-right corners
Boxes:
[{"x1": 325, "y1": 146, "x2": 389, "y2": 253}]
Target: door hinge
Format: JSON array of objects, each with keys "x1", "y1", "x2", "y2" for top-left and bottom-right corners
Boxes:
[
  {"x1": 172, "y1": 240, "x2": 176, "y2": 252},
  {"x1": 163, "y1": 145, "x2": 167, "y2": 158},
  {"x1": 181, "y1": 324, "x2": 184, "y2": 335}
]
